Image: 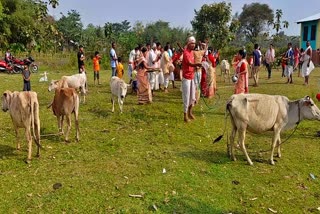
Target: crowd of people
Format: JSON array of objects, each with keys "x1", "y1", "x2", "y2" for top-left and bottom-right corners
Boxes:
[{"x1": 73, "y1": 38, "x2": 318, "y2": 122}]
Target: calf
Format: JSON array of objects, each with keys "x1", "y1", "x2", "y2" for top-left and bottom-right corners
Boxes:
[
  {"x1": 1, "y1": 91, "x2": 41, "y2": 163},
  {"x1": 226, "y1": 93, "x2": 320, "y2": 165},
  {"x1": 110, "y1": 76, "x2": 128, "y2": 113},
  {"x1": 220, "y1": 59, "x2": 230, "y2": 82},
  {"x1": 50, "y1": 88, "x2": 80, "y2": 142}
]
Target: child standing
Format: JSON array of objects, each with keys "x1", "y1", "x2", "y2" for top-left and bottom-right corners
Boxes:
[
  {"x1": 116, "y1": 57, "x2": 124, "y2": 79},
  {"x1": 131, "y1": 69, "x2": 138, "y2": 94},
  {"x1": 22, "y1": 65, "x2": 31, "y2": 91},
  {"x1": 93, "y1": 51, "x2": 101, "y2": 85}
]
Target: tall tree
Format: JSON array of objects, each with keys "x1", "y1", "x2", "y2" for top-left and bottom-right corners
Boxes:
[
  {"x1": 104, "y1": 20, "x2": 131, "y2": 41},
  {"x1": 191, "y1": 2, "x2": 238, "y2": 49},
  {"x1": 56, "y1": 10, "x2": 83, "y2": 45},
  {"x1": 273, "y1": 9, "x2": 289, "y2": 36},
  {"x1": 238, "y1": 3, "x2": 274, "y2": 43}
]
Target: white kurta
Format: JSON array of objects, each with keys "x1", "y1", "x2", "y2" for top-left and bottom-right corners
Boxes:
[{"x1": 301, "y1": 48, "x2": 315, "y2": 77}]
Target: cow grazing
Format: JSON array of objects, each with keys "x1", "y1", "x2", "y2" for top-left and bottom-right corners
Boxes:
[
  {"x1": 48, "y1": 72, "x2": 87, "y2": 103},
  {"x1": 220, "y1": 59, "x2": 230, "y2": 82},
  {"x1": 110, "y1": 76, "x2": 128, "y2": 113},
  {"x1": 226, "y1": 93, "x2": 320, "y2": 165},
  {"x1": 1, "y1": 91, "x2": 41, "y2": 163},
  {"x1": 50, "y1": 88, "x2": 80, "y2": 142}
]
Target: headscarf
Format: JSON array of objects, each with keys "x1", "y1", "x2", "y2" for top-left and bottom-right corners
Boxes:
[{"x1": 187, "y1": 36, "x2": 196, "y2": 45}]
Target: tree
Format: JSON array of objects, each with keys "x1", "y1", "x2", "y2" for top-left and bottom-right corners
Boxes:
[
  {"x1": 238, "y1": 3, "x2": 274, "y2": 43},
  {"x1": 56, "y1": 10, "x2": 83, "y2": 46},
  {"x1": 48, "y1": 0, "x2": 59, "y2": 8},
  {"x1": 104, "y1": 20, "x2": 131, "y2": 41},
  {"x1": 273, "y1": 9, "x2": 289, "y2": 36},
  {"x1": 191, "y1": 2, "x2": 238, "y2": 49}
]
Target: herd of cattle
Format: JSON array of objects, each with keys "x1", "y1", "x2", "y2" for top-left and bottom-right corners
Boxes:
[
  {"x1": 1, "y1": 72, "x2": 127, "y2": 163},
  {"x1": 1, "y1": 71, "x2": 320, "y2": 165}
]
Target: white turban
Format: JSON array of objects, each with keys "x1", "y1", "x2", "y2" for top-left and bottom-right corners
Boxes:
[
  {"x1": 152, "y1": 43, "x2": 157, "y2": 48},
  {"x1": 187, "y1": 36, "x2": 196, "y2": 45}
]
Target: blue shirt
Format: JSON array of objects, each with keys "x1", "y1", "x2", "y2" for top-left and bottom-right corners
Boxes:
[
  {"x1": 285, "y1": 48, "x2": 294, "y2": 66},
  {"x1": 253, "y1": 50, "x2": 261, "y2": 66},
  {"x1": 168, "y1": 49, "x2": 173, "y2": 58}
]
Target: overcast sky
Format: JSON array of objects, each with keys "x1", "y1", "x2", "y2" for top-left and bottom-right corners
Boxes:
[{"x1": 49, "y1": 0, "x2": 320, "y2": 36}]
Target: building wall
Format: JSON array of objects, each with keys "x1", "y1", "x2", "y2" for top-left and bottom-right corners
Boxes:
[
  {"x1": 300, "y1": 20, "x2": 318, "y2": 50},
  {"x1": 317, "y1": 20, "x2": 320, "y2": 50}
]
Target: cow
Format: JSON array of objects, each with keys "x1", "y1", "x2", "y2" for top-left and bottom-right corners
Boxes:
[
  {"x1": 225, "y1": 93, "x2": 320, "y2": 166},
  {"x1": 220, "y1": 59, "x2": 230, "y2": 82},
  {"x1": 110, "y1": 76, "x2": 128, "y2": 113},
  {"x1": 48, "y1": 72, "x2": 87, "y2": 103},
  {"x1": 1, "y1": 91, "x2": 41, "y2": 163},
  {"x1": 49, "y1": 88, "x2": 80, "y2": 142}
]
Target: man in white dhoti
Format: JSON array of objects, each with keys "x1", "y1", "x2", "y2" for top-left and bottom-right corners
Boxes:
[{"x1": 301, "y1": 41, "x2": 315, "y2": 85}]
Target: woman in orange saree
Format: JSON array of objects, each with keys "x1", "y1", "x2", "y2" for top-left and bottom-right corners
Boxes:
[
  {"x1": 136, "y1": 47, "x2": 153, "y2": 104},
  {"x1": 234, "y1": 49, "x2": 249, "y2": 94}
]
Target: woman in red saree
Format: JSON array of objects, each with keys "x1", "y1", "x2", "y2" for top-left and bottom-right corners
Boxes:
[{"x1": 234, "y1": 49, "x2": 249, "y2": 94}]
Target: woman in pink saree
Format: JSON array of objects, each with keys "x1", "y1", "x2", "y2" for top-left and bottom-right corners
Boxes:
[
  {"x1": 136, "y1": 47, "x2": 153, "y2": 104},
  {"x1": 234, "y1": 49, "x2": 249, "y2": 94}
]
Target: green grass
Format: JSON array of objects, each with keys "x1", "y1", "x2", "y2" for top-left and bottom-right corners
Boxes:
[{"x1": 1, "y1": 66, "x2": 320, "y2": 213}]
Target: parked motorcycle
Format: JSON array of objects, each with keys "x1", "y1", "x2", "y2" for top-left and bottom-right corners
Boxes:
[
  {"x1": 11, "y1": 56, "x2": 39, "y2": 74},
  {"x1": 0, "y1": 59, "x2": 14, "y2": 73}
]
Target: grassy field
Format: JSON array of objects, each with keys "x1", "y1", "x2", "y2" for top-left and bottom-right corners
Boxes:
[{"x1": 0, "y1": 65, "x2": 320, "y2": 213}]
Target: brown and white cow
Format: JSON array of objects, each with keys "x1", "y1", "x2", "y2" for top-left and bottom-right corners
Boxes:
[
  {"x1": 226, "y1": 93, "x2": 320, "y2": 165},
  {"x1": 1, "y1": 91, "x2": 41, "y2": 163},
  {"x1": 50, "y1": 88, "x2": 80, "y2": 142},
  {"x1": 48, "y1": 72, "x2": 87, "y2": 103},
  {"x1": 110, "y1": 76, "x2": 128, "y2": 113}
]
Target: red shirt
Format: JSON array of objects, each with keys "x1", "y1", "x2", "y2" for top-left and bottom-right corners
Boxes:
[
  {"x1": 208, "y1": 54, "x2": 216, "y2": 67},
  {"x1": 182, "y1": 49, "x2": 195, "y2": 80},
  {"x1": 172, "y1": 52, "x2": 181, "y2": 63}
]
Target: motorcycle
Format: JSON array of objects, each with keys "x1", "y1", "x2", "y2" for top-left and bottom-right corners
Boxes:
[
  {"x1": 11, "y1": 56, "x2": 39, "y2": 74},
  {"x1": 0, "y1": 59, "x2": 14, "y2": 73}
]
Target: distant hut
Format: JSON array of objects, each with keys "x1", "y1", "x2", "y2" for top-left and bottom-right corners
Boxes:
[{"x1": 297, "y1": 12, "x2": 320, "y2": 65}]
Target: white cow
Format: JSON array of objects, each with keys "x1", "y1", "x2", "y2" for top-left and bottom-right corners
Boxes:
[
  {"x1": 48, "y1": 72, "x2": 87, "y2": 103},
  {"x1": 225, "y1": 93, "x2": 320, "y2": 165},
  {"x1": 1, "y1": 91, "x2": 41, "y2": 163},
  {"x1": 220, "y1": 59, "x2": 230, "y2": 82},
  {"x1": 110, "y1": 76, "x2": 128, "y2": 113}
]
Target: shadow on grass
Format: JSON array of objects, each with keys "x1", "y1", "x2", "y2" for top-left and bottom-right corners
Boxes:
[
  {"x1": 177, "y1": 149, "x2": 230, "y2": 164},
  {"x1": 0, "y1": 144, "x2": 16, "y2": 158},
  {"x1": 159, "y1": 195, "x2": 245, "y2": 214},
  {"x1": 88, "y1": 107, "x2": 110, "y2": 118}
]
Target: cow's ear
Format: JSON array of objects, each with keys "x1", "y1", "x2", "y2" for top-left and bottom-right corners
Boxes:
[{"x1": 303, "y1": 100, "x2": 312, "y2": 106}]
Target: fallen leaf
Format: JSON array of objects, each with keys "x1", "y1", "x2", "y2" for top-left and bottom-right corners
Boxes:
[
  {"x1": 152, "y1": 204, "x2": 158, "y2": 211},
  {"x1": 250, "y1": 197, "x2": 258, "y2": 201},
  {"x1": 53, "y1": 183, "x2": 62, "y2": 190},
  {"x1": 268, "y1": 208, "x2": 277, "y2": 213},
  {"x1": 232, "y1": 180, "x2": 240, "y2": 185},
  {"x1": 129, "y1": 194, "x2": 143, "y2": 198}
]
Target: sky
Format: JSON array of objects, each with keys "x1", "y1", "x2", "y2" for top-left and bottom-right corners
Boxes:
[{"x1": 48, "y1": 0, "x2": 320, "y2": 36}]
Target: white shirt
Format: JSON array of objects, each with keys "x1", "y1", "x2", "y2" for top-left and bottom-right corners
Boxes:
[
  {"x1": 128, "y1": 49, "x2": 136, "y2": 63},
  {"x1": 265, "y1": 48, "x2": 275, "y2": 64},
  {"x1": 148, "y1": 49, "x2": 157, "y2": 68}
]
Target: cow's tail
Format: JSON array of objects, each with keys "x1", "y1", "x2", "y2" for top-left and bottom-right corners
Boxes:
[
  {"x1": 213, "y1": 98, "x2": 232, "y2": 143},
  {"x1": 30, "y1": 94, "x2": 42, "y2": 149}
]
